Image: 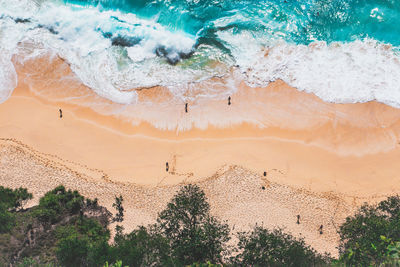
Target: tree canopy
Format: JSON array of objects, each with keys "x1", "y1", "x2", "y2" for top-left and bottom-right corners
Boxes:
[
  {"x1": 338, "y1": 195, "x2": 400, "y2": 266},
  {"x1": 233, "y1": 226, "x2": 328, "y2": 266},
  {"x1": 2, "y1": 183, "x2": 400, "y2": 266},
  {"x1": 157, "y1": 184, "x2": 230, "y2": 265}
]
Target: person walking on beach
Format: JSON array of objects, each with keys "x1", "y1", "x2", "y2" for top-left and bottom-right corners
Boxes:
[
  {"x1": 185, "y1": 103, "x2": 188, "y2": 113},
  {"x1": 228, "y1": 96, "x2": 231, "y2": 105},
  {"x1": 59, "y1": 109, "x2": 62, "y2": 118},
  {"x1": 319, "y1": 224, "x2": 323, "y2": 234},
  {"x1": 297, "y1": 215, "x2": 300, "y2": 224},
  {"x1": 166, "y1": 162, "x2": 169, "y2": 172}
]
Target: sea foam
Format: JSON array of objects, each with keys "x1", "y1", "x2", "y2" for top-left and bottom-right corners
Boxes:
[
  {"x1": 217, "y1": 29, "x2": 400, "y2": 107},
  {"x1": 1, "y1": 0, "x2": 400, "y2": 109},
  {"x1": 0, "y1": 0, "x2": 224, "y2": 104}
]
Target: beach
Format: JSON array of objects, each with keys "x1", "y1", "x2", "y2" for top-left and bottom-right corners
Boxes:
[{"x1": 1, "y1": 54, "x2": 400, "y2": 256}]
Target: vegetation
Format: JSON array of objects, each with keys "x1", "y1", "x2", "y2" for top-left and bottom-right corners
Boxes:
[
  {"x1": 338, "y1": 195, "x2": 400, "y2": 266},
  {"x1": 0, "y1": 186, "x2": 32, "y2": 233},
  {"x1": 233, "y1": 227, "x2": 328, "y2": 266},
  {"x1": 112, "y1": 195, "x2": 124, "y2": 223},
  {"x1": 1, "y1": 183, "x2": 399, "y2": 266},
  {"x1": 0, "y1": 186, "x2": 32, "y2": 211},
  {"x1": 0, "y1": 185, "x2": 111, "y2": 266},
  {"x1": 157, "y1": 184, "x2": 230, "y2": 265},
  {"x1": 34, "y1": 185, "x2": 85, "y2": 224}
]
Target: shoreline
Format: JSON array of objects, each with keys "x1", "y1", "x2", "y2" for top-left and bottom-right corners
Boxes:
[
  {"x1": 2, "y1": 76, "x2": 400, "y2": 195},
  {"x1": 1, "y1": 55, "x2": 400, "y2": 255}
]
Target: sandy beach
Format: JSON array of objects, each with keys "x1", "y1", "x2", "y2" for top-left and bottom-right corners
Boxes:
[{"x1": 1, "y1": 54, "x2": 400, "y2": 256}]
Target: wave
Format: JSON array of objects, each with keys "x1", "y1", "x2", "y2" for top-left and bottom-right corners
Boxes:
[
  {"x1": 0, "y1": 0, "x2": 230, "y2": 104},
  {"x1": 222, "y1": 35, "x2": 400, "y2": 107},
  {"x1": 1, "y1": 0, "x2": 400, "y2": 108}
]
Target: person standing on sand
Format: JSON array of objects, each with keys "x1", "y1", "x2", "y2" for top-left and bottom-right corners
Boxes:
[
  {"x1": 59, "y1": 109, "x2": 62, "y2": 118},
  {"x1": 228, "y1": 96, "x2": 231, "y2": 105},
  {"x1": 319, "y1": 224, "x2": 323, "y2": 234},
  {"x1": 185, "y1": 103, "x2": 188, "y2": 113},
  {"x1": 297, "y1": 215, "x2": 300, "y2": 224},
  {"x1": 166, "y1": 162, "x2": 169, "y2": 172}
]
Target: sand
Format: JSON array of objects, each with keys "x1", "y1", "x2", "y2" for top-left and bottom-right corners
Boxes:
[{"x1": 1, "y1": 53, "x2": 400, "y2": 256}]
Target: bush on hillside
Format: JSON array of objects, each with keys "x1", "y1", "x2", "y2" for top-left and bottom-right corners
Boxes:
[
  {"x1": 233, "y1": 226, "x2": 330, "y2": 266},
  {"x1": 34, "y1": 185, "x2": 84, "y2": 224},
  {"x1": 338, "y1": 195, "x2": 400, "y2": 266}
]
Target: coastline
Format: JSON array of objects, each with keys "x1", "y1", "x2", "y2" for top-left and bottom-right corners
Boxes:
[{"x1": 1, "y1": 55, "x2": 400, "y2": 255}]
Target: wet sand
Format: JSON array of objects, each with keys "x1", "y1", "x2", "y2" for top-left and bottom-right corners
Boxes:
[{"x1": 1, "y1": 53, "x2": 400, "y2": 255}]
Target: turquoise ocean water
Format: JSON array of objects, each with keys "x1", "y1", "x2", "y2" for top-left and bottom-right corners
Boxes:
[
  {"x1": 1, "y1": 0, "x2": 400, "y2": 106},
  {"x1": 65, "y1": 0, "x2": 400, "y2": 46}
]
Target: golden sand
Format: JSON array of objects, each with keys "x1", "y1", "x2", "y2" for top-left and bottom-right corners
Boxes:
[{"x1": 1, "y1": 53, "x2": 400, "y2": 255}]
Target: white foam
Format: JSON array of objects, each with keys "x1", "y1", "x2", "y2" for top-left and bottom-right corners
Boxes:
[
  {"x1": 0, "y1": 17, "x2": 24, "y2": 103},
  {"x1": 0, "y1": 0, "x2": 225, "y2": 104},
  {"x1": 2, "y1": 0, "x2": 400, "y2": 109},
  {"x1": 0, "y1": 54, "x2": 17, "y2": 103},
  {"x1": 218, "y1": 29, "x2": 400, "y2": 107}
]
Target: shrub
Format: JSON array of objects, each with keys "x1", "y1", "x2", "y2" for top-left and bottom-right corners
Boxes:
[
  {"x1": 338, "y1": 195, "x2": 400, "y2": 266},
  {"x1": 0, "y1": 186, "x2": 32, "y2": 210},
  {"x1": 35, "y1": 185, "x2": 84, "y2": 223},
  {"x1": 233, "y1": 226, "x2": 329, "y2": 266}
]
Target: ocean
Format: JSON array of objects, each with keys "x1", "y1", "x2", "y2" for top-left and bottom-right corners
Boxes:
[{"x1": 1, "y1": 0, "x2": 400, "y2": 107}]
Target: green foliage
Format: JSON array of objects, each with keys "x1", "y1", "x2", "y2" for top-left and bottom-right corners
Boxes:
[
  {"x1": 0, "y1": 186, "x2": 31, "y2": 233},
  {"x1": 103, "y1": 260, "x2": 128, "y2": 267},
  {"x1": 16, "y1": 257, "x2": 57, "y2": 267},
  {"x1": 0, "y1": 186, "x2": 33, "y2": 210},
  {"x1": 110, "y1": 225, "x2": 172, "y2": 267},
  {"x1": 157, "y1": 184, "x2": 230, "y2": 265},
  {"x1": 338, "y1": 195, "x2": 400, "y2": 266},
  {"x1": 56, "y1": 233, "x2": 90, "y2": 266},
  {"x1": 0, "y1": 203, "x2": 14, "y2": 233},
  {"x1": 233, "y1": 226, "x2": 329, "y2": 266},
  {"x1": 56, "y1": 217, "x2": 110, "y2": 267},
  {"x1": 112, "y1": 195, "x2": 124, "y2": 223},
  {"x1": 5, "y1": 184, "x2": 400, "y2": 267},
  {"x1": 34, "y1": 185, "x2": 84, "y2": 224},
  {"x1": 379, "y1": 236, "x2": 400, "y2": 266}
]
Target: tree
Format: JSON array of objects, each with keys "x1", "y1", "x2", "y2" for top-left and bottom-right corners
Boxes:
[
  {"x1": 233, "y1": 226, "x2": 329, "y2": 266},
  {"x1": 338, "y1": 195, "x2": 400, "y2": 266},
  {"x1": 56, "y1": 217, "x2": 110, "y2": 267},
  {"x1": 34, "y1": 185, "x2": 84, "y2": 223},
  {"x1": 110, "y1": 225, "x2": 172, "y2": 267},
  {"x1": 0, "y1": 203, "x2": 14, "y2": 233},
  {"x1": 0, "y1": 186, "x2": 32, "y2": 211},
  {"x1": 56, "y1": 234, "x2": 89, "y2": 266},
  {"x1": 0, "y1": 186, "x2": 32, "y2": 233},
  {"x1": 112, "y1": 195, "x2": 124, "y2": 223},
  {"x1": 157, "y1": 184, "x2": 230, "y2": 265}
]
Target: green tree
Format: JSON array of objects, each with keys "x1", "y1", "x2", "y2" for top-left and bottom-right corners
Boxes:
[
  {"x1": 0, "y1": 186, "x2": 31, "y2": 233},
  {"x1": 233, "y1": 226, "x2": 329, "y2": 266},
  {"x1": 110, "y1": 225, "x2": 172, "y2": 267},
  {"x1": 338, "y1": 195, "x2": 400, "y2": 266},
  {"x1": 0, "y1": 186, "x2": 32, "y2": 210},
  {"x1": 56, "y1": 234, "x2": 89, "y2": 266},
  {"x1": 157, "y1": 184, "x2": 230, "y2": 265},
  {"x1": 34, "y1": 185, "x2": 84, "y2": 224},
  {"x1": 112, "y1": 195, "x2": 124, "y2": 223},
  {"x1": 0, "y1": 203, "x2": 14, "y2": 233},
  {"x1": 56, "y1": 217, "x2": 110, "y2": 267}
]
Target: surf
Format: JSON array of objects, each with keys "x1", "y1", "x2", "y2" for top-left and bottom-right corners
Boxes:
[{"x1": 1, "y1": 0, "x2": 400, "y2": 107}]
